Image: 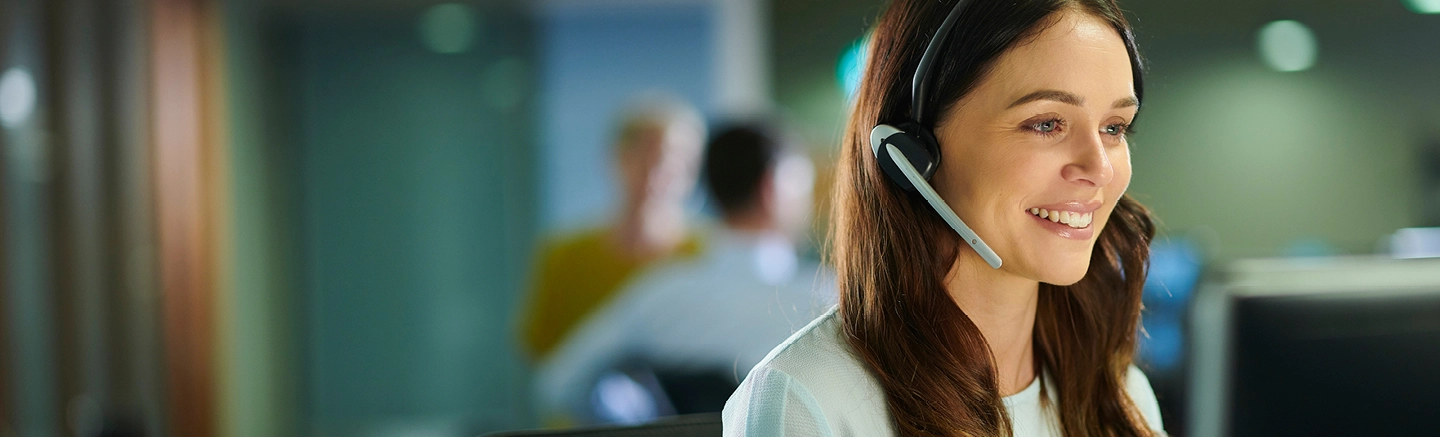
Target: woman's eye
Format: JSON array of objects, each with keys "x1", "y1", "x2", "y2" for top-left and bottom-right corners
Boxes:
[
  {"x1": 1028, "y1": 119, "x2": 1062, "y2": 134},
  {"x1": 1103, "y1": 123, "x2": 1130, "y2": 136}
]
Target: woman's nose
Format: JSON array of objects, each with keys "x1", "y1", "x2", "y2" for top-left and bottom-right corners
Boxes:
[{"x1": 1060, "y1": 132, "x2": 1114, "y2": 187}]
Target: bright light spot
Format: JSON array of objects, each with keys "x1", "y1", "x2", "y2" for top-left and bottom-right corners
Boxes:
[
  {"x1": 0, "y1": 68, "x2": 37, "y2": 129},
  {"x1": 419, "y1": 3, "x2": 478, "y2": 54},
  {"x1": 593, "y1": 372, "x2": 658, "y2": 424},
  {"x1": 1404, "y1": 0, "x2": 1440, "y2": 14},
  {"x1": 482, "y1": 57, "x2": 528, "y2": 111},
  {"x1": 837, "y1": 36, "x2": 869, "y2": 100},
  {"x1": 1257, "y1": 20, "x2": 1317, "y2": 72}
]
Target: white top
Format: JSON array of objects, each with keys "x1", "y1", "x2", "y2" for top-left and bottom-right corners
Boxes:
[
  {"x1": 536, "y1": 230, "x2": 836, "y2": 417},
  {"x1": 722, "y1": 307, "x2": 1166, "y2": 436}
]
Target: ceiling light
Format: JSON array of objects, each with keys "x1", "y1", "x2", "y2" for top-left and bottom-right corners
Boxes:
[
  {"x1": 419, "y1": 3, "x2": 478, "y2": 54},
  {"x1": 1257, "y1": 20, "x2": 1317, "y2": 72},
  {"x1": 1404, "y1": 0, "x2": 1440, "y2": 14},
  {"x1": 0, "y1": 68, "x2": 36, "y2": 129}
]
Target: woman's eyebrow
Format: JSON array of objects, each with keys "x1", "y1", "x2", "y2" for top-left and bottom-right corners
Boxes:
[
  {"x1": 1008, "y1": 89, "x2": 1082, "y2": 108},
  {"x1": 1006, "y1": 90, "x2": 1140, "y2": 109}
]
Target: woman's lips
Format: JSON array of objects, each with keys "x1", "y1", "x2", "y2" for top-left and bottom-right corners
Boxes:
[
  {"x1": 1029, "y1": 212, "x2": 1095, "y2": 240},
  {"x1": 1029, "y1": 199, "x2": 1102, "y2": 213}
]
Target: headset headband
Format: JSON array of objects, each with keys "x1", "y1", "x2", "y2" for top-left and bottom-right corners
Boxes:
[{"x1": 911, "y1": 0, "x2": 968, "y2": 126}]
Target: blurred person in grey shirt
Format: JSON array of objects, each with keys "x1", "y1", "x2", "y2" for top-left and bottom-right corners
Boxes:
[{"x1": 535, "y1": 122, "x2": 835, "y2": 424}]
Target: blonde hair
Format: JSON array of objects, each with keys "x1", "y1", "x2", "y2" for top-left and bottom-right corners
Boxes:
[{"x1": 611, "y1": 91, "x2": 706, "y2": 154}]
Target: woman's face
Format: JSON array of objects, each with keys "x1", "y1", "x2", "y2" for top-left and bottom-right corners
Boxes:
[{"x1": 932, "y1": 10, "x2": 1137, "y2": 286}]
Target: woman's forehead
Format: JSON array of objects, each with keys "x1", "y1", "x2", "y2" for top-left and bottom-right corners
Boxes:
[{"x1": 974, "y1": 11, "x2": 1135, "y2": 108}]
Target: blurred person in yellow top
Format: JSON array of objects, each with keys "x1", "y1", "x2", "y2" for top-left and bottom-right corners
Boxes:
[{"x1": 518, "y1": 95, "x2": 708, "y2": 362}]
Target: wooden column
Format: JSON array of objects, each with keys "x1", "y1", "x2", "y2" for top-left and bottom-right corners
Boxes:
[{"x1": 149, "y1": 0, "x2": 228, "y2": 435}]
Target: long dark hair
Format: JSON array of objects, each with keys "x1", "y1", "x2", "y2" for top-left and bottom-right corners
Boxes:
[{"x1": 831, "y1": 0, "x2": 1156, "y2": 435}]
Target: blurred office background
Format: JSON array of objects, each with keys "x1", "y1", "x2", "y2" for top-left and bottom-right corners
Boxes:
[{"x1": 1, "y1": 0, "x2": 1438, "y2": 436}]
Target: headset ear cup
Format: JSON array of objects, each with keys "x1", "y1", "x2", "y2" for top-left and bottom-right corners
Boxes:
[
  {"x1": 895, "y1": 121, "x2": 941, "y2": 166},
  {"x1": 870, "y1": 122, "x2": 1002, "y2": 268},
  {"x1": 871, "y1": 123, "x2": 940, "y2": 192}
]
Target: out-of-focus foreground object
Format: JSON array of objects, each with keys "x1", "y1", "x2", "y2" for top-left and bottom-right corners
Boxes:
[
  {"x1": 1188, "y1": 256, "x2": 1440, "y2": 437},
  {"x1": 4, "y1": 0, "x2": 209, "y2": 435}
]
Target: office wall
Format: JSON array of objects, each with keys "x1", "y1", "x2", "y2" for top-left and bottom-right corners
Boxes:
[
  {"x1": 261, "y1": 5, "x2": 539, "y2": 435},
  {"x1": 537, "y1": 3, "x2": 714, "y2": 232},
  {"x1": 1123, "y1": 0, "x2": 1440, "y2": 258},
  {"x1": 1128, "y1": 59, "x2": 1418, "y2": 258}
]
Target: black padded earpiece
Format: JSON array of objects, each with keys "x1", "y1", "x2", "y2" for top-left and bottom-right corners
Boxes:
[{"x1": 871, "y1": 122, "x2": 939, "y2": 193}]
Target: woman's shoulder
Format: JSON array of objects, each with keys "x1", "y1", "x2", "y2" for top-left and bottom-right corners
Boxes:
[
  {"x1": 750, "y1": 307, "x2": 869, "y2": 382},
  {"x1": 723, "y1": 306, "x2": 893, "y2": 436},
  {"x1": 1123, "y1": 364, "x2": 1166, "y2": 433}
]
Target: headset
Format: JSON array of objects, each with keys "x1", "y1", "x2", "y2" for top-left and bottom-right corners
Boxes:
[{"x1": 869, "y1": 0, "x2": 1004, "y2": 269}]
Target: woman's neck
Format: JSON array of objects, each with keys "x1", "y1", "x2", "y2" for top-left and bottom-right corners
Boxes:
[{"x1": 945, "y1": 250, "x2": 1040, "y2": 397}]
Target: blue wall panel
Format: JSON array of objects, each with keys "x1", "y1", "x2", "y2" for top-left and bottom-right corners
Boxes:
[{"x1": 538, "y1": 5, "x2": 714, "y2": 232}]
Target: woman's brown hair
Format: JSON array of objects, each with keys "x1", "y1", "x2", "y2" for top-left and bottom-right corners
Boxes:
[{"x1": 831, "y1": 0, "x2": 1157, "y2": 435}]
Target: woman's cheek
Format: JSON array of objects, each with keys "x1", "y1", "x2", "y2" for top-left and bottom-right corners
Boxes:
[{"x1": 1110, "y1": 147, "x2": 1133, "y2": 197}]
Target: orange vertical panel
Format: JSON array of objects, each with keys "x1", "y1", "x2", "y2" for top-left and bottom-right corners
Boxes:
[{"x1": 149, "y1": 0, "x2": 226, "y2": 434}]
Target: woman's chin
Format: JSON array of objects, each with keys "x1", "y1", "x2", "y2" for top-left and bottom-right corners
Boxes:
[{"x1": 1034, "y1": 262, "x2": 1090, "y2": 286}]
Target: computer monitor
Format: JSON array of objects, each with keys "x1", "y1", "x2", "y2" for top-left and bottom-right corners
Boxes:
[{"x1": 1186, "y1": 256, "x2": 1440, "y2": 437}]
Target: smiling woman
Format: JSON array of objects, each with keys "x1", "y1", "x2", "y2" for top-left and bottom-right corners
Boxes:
[{"x1": 722, "y1": 0, "x2": 1161, "y2": 436}]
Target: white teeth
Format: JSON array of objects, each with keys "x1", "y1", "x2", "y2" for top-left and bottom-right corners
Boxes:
[{"x1": 1028, "y1": 208, "x2": 1094, "y2": 229}]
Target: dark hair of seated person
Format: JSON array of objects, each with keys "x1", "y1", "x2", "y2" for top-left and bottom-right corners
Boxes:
[{"x1": 702, "y1": 123, "x2": 790, "y2": 217}]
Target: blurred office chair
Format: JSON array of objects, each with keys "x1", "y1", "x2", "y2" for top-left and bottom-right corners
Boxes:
[
  {"x1": 651, "y1": 370, "x2": 737, "y2": 415},
  {"x1": 588, "y1": 364, "x2": 676, "y2": 424},
  {"x1": 585, "y1": 361, "x2": 739, "y2": 425},
  {"x1": 480, "y1": 413, "x2": 722, "y2": 437}
]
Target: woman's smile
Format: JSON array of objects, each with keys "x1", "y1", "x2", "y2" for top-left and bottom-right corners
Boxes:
[{"x1": 1026, "y1": 199, "x2": 1102, "y2": 240}]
